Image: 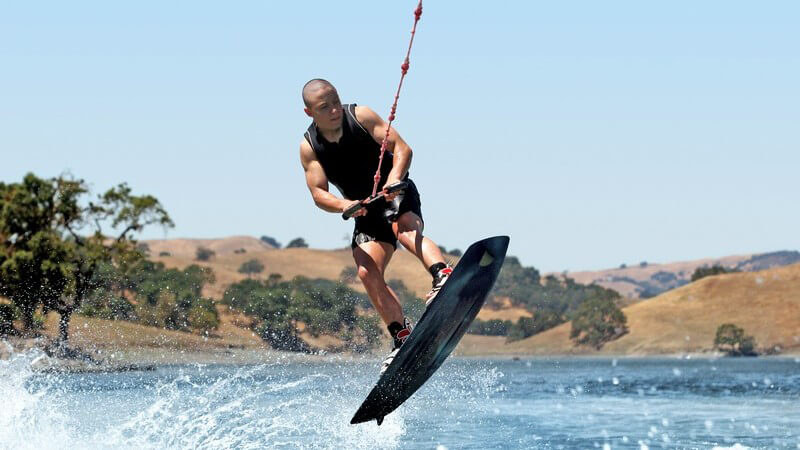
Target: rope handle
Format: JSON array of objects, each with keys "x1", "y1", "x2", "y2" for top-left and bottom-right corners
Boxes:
[{"x1": 343, "y1": 181, "x2": 409, "y2": 221}]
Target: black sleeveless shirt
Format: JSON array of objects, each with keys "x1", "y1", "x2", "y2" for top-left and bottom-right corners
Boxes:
[{"x1": 304, "y1": 104, "x2": 409, "y2": 201}]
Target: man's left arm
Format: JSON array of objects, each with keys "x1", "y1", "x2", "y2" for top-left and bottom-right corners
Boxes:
[{"x1": 355, "y1": 105, "x2": 412, "y2": 189}]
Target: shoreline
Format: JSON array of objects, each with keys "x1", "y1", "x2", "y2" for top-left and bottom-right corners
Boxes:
[{"x1": 4, "y1": 336, "x2": 798, "y2": 374}]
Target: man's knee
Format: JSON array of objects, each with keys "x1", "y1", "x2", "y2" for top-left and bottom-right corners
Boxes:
[
  {"x1": 357, "y1": 265, "x2": 384, "y2": 285},
  {"x1": 357, "y1": 265, "x2": 371, "y2": 283},
  {"x1": 395, "y1": 212, "x2": 423, "y2": 235}
]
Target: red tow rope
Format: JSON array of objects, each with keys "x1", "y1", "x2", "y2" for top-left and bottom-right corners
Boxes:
[{"x1": 371, "y1": 0, "x2": 423, "y2": 198}]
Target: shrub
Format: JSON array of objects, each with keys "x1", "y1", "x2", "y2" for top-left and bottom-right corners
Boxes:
[
  {"x1": 188, "y1": 304, "x2": 220, "y2": 335},
  {"x1": 260, "y1": 236, "x2": 282, "y2": 248},
  {"x1": 286, "y1": 238, "x2": 308, "y2": 248},
  {"x1": 714, "y1": 323, "x2": 757, "y2": 356},
  {"x1": 238, "y1": 259, "x2": 265, "y2": 277},
  {"x1": 692, "y1": 265, "x2": 739, "y2": 282},
  {"x1": 195, "y1": 246, "x2": 215, "y2": 261}
]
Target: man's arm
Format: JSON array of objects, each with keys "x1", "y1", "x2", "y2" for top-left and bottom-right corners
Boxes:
[
  {"x1": 354, "y1": 105, "x2": 413, "y2": 188},
  {"x1": 300, "y1": 139, "x2": 365, "y2": 215}
]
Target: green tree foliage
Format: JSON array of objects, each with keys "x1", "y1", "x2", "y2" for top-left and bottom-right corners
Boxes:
[
  {"x1": 0, "y1": 173, "x2": 173, "y2": 342},
  {"x1": 507, "y1": 310, "x2": 565, "y2": 342},
  {"x1": 691, "y1": 265, "x2": 739, "y2": 282},
  {"x1": 339, "y1": 266, "x2": 358, "y2": 284},
  {"x1": 195, "y1": 246, "x2": 215, "y2": 261},
  {"x1": 490, "y1": 257, "x2": 622, "y2": 340},
  {"x1": 468, "y1": 318, "x2": 512, "y2": 336},
  {"x1": 386, "y1": 279, "x2": 426, "y2": 323},
  {"x1": 125, "y1": 262, "x2": 219, "y2": 332},
  {"x1": 260, "y1": 236, "x2": 282, "y2": 248},
  {"x1": 0, "y1": 303, "x2": 16, "y2": 336},
  {"x1": 714, "y1": 323, "x2": 757, "y2": 356},
  {"x1": 569, "y1": 296, "x2": 628, "y2": 349},
  {"x1": 286, "y1": 237, "x2": 308, "y2": 248},
  {"x1": 238, "y1": 259, "x2": 265, "y2": 278},
  {"x1": 222, "y1": 276, "x2": 377, "y2": 352}
]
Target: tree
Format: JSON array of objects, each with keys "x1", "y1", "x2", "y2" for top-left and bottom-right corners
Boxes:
[
  {"x1": 507, "y1": 310, "x2": 565, "y2": 342},
  {"x1": 260, "y1": 235, "x2": 282, "y2": 248},
  {"x1": 238, "y1": 259, "x2": 265, "y2": 278},
  {"x1": 0, "y1": 173, "x2": 173, "y2": 343},
  {"x1": 468, "y1": 318, "x2": 512, "y2": 336},
  {"x1": 569, "y1": 296, "x2": 628, "y2": 349},
  {"x1": 267, "y1": 273, "x2": 283, "y2": 285},
  {"x1": 691, "y1": 265, "x2": 739, "y2": 282},
  {"x1": 195, "y1": 246, "x2": 215, "y2": 261},
  {"x1": 714, "y1": 323, "x2": 757, "y2": 356},
  {"x1": 222, "y1": 276, "x2": 376, "y2": 352},
  {"x1": 125, "y1": 262, "x2": 218, "y2": 332},
  {"x1": 286, "y1": 237, "x2": 308, "y2": 248}
]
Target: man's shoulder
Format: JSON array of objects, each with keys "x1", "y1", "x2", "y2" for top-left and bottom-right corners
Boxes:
[
  {"x1": 299, "y1": 137, "x2": 315, "y2": 159},
  {"x1": 353, "y1": 105, "x2": 380, "y2": 127}
]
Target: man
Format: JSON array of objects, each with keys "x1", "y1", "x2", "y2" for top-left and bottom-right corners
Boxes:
[{"x1": 299, "y1": 79, "x2": 452, "y2": 372}]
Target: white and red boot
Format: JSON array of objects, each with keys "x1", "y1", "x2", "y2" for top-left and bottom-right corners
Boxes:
[
  {"x1": 425, "y1": 264, "x2": 453, "y2": 306},
  {"x1": 380, "y1": 317, "x2": 413, "y2": 374}
]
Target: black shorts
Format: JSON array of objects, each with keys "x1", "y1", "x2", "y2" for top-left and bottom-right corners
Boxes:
[{"x1": 351, "y1": 179, "x2": 423, "y2": 249}]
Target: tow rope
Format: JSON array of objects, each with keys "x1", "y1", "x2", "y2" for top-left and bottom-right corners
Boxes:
[{"x1": 370, "y1": 0, "x2": 424, "y2": 198}]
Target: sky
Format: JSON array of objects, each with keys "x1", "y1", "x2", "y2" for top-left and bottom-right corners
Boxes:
[{"x1": 1, "y1": 1, "x2": 798, "y2": 272}]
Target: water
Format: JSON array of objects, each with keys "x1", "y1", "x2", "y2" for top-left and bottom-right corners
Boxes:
[{"x1": 2, "y1": 347, "x2": 799, "y2": 449}]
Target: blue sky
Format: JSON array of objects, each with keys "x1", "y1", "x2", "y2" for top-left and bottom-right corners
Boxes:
[{"x1": 1, "y1": 1, "x2": 798, "y2": 272}]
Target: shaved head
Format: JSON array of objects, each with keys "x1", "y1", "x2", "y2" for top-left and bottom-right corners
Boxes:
[{"x1": 302, "y1": 79, "x2": 336, "y2": 106}]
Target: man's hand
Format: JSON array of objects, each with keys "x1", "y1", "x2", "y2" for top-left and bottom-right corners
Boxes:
[
  {"x1": 343, "y1": 199, "x2": 367, "y2": 218},
  {"x1": 382, "y1": 179, "x2": 403, "y2": 202}
]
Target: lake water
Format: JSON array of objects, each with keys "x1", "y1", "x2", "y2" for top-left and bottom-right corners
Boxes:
[{"x1": 2, "y1": 347, "x2": 799, "y2": 449}]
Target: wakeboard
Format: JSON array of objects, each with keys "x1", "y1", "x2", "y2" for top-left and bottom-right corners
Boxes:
[{"x1": 350, "y1": 235, "x2": 510, "y2": 425}]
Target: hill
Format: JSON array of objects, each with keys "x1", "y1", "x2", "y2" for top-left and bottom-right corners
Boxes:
[
  {"x1": 560, "y1": 251, "x2": 800, "y2": 299},
  {"x1": 145, "y1": 237, "x2": 534, "y2": 323},
  {"x1": 6, "y1": 236, "x2": 798, "y2": 359},
  {"x1": 499, "y1": 263, "x2": 800, "y2": 356}
]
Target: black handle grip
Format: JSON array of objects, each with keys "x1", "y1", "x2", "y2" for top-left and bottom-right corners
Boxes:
[{"x1": 342, "y1": 181, "x2": 408, "y2": 220}]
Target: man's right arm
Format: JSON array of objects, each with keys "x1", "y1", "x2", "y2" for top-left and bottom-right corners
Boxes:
[{"x1": 300, "y1": 140, "x2": 362, "y2": 215}]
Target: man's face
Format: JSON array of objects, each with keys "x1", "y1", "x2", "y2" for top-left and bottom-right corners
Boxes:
[{"x1": 304, "y1": 87, "x2": 343, "y2": 130}]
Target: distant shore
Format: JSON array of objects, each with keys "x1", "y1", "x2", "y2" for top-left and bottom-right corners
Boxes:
[{"x1": 4, "y1": 334, "x2": 798, "y2": 375}]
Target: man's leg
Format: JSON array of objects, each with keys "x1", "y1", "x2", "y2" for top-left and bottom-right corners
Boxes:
[
  {"x1": 392, "y1": 211, "x2": 447, "y2": 268},
  {"x1": 352, "y1": 240, "x2": 405, "y2": 327}
]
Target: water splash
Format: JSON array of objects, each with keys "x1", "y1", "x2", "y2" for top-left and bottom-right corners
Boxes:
[{"x1": 0, "y1": 345, "x2": 74, "y2": 450}]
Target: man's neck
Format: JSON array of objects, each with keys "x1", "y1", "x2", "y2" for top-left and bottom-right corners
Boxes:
[{"x1": 318, "y1": 125, "x2": 343, "y2": 143}]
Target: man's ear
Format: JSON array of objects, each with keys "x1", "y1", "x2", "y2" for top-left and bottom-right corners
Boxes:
[{"x1": 304, "y1": 107, "x2": 312, "y2": 117}]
